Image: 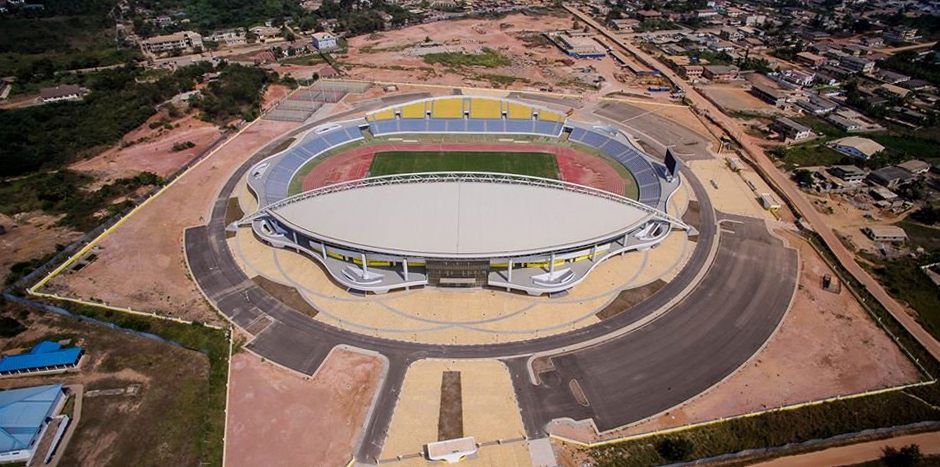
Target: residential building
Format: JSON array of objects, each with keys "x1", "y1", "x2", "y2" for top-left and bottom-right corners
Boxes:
[
  {"x1": 552, "y1": 32, "x2": 606, "y2": 58},
  {"x1": 682, "y1": 65, "x2": 704, "y2": 80},
  {"x1": 719, "y1": 28, "x2": 743, "y2": 41},
  {"x1": 796, "y1": 52, "x2": 829, "y2": 67},
  {"x1": 829, "y1": 136, "x2": 884, "y2": 160},
  {"x1": 868, "y1": 166, "x2": 915, "y2": 188},
  {"x1": 884, "y1": 27, "x2": 920, "y2": 44},
  {"x1": 249, "y1": 25, "x2": 280, "y2": 40},
  {"x1": 206, "y1": 28, "x2": 246, "y2": 47},
  {"x1": 783, "y1": 70, "x2": 815, "y2": 86},
  {"x1": 750, "y1": 83, "x2": 791, "y2": 107},
  {"x1": 839, "y1": 55, "x2": 875, "y2": 74},
  {"x1": 311, "y1": 32, "x2": 338, "y2": 51},
  {"x1": 0, "y1": 341, "x2": 84, "y2": 377},
  {"x1": 771, "y1": 117, "x2": 813, "y2": 142},
  {"x1": 897, "y1": 160, "x2": 930, "y2": 175},
  {"x1": 829, "y1": 165, "x2": 867, "y2": 182},
  {"x1": 140, "y1": 31, "x2": 203, "y2": 54},
  {"x1": 0, "y1": 384, "x2": 66, "y2": 464},
  {"x1": 863, "y1": 225, "x2": 907, "y2": 243},
  {"x1": 39, "y1": 85, "x2": 82, "y2": 103},
  {"x1": 797, "y1": 94, "x2": 838, "y2": 114},
  {"x1": 702, "y1": 65, "x2": 739, "y2": 81}
]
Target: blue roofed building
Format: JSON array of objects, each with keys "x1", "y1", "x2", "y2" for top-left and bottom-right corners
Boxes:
[
  {"x1": 0, "y1": 341, "x2": 84, "y2": 377},
  {"x1": 0, "y1": 384, "x2": 66, "y2": 464}
]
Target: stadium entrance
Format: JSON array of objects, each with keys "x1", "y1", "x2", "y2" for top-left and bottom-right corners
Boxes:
[{"x1": 426, "y1": 260, "x2": 490, "y2": 288}]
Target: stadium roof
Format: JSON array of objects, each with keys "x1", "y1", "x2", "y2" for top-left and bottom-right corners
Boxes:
[
  {"x1": 271, "y1": 178, "x2": 653, "y2": 258},
  {"x1": 0, "y1": 384, "x2": 63, "y2": 453},
  {"x1": 0, "y1": 341, "x2": 82, "y2": 374}
]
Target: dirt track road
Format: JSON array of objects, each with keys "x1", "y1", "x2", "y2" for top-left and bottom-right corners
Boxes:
[
  {"x1": 565, "y1": 5, "x2": 940, "y2": 364},
  {"x1": 754, "y1": 431, "x2": 940, "y2": 466}
]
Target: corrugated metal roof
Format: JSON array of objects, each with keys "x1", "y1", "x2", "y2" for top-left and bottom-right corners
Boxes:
[
  {"x1": 0, "y1": 342, "x2": 82, "y2": 373},
  {"x1": 0, "y1": 384, "x2": 63, "y2": 453}
]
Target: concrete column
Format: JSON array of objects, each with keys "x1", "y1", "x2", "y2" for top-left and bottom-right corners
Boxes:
[
  {"x1": 549, "y1": 252, "x2": 556, "y2": 276},
  {"x1": 402, "y1": 258, "x2": 409, "y2": 281},
  {"x1": 360, "y1": 253, "x2": 369, "y2": 274},
  {"x1": 591, "y1": 244, "x2": 597, "y2": 261},
  {"x1": 507, "y1": 259, "x2": 513, "y2": 291},
  {"x1": 292, "y1": 230, "x2": 298, "y2": 244},
  {"x1": 320, "y1": 242, "x2": 327, "y2": 260}
]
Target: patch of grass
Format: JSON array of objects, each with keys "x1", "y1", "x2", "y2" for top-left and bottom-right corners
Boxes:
[
  {"x1": 278, "y1": 55, "x2": 326, "y2": 66},
  {"x1": 0, "y1": 171, "x2": 163, "y2": 231},
  {"x1": 770, "y1": 143, "x2": 852, "y2": 170},
  {"x1": 869, "y1": 133, "x2": 940, "y2": 166},
  {"x1": 423, "y1": 47, "x2": 511, "y2": 68},
  {"x1": 475, "y1": 73, "x2": 529, "y2": 88},
  {"x1": 65, "y1": 302, "x2": 228, "y2": 466},
  {"x1": 368, "y1": 150, "x2": 560, "y2": 179},
  {"x1": 793, "y1": 115, "x2": 848, "y2": 139}
]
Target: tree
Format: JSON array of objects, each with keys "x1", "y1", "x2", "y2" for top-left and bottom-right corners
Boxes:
[
  {"x1": 881, "y1": 444, "x2": 922, "y2": 467},
  {"x1": 656, "y1": 437, "x2": 694, "y2": 462}
]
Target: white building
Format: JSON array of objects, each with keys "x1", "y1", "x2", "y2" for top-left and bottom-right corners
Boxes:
[
  {"x1": 311, "y1": 32, "x2": 338, "y2": 51},
  {"x1": 829, "y1": 136, "x2": 885, "y2": 160},
  {"x1": 140, "y1": 31, "x2": 203, "y2": 54},
  {"x1": 39, "y1": 84, "x2": 82, "y2": 103}
]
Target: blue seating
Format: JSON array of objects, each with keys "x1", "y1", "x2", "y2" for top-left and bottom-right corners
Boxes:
[{"x1": 466, "y1": 119, "x2": 486, "y2": 132}]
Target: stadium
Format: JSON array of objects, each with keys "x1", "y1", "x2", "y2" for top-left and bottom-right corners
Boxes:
[{"x1": 238, "y1": 96, "x2": 691, "y2": 295}]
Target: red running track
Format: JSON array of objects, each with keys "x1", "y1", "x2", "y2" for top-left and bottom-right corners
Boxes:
[{"x1": 300, "y1": 142, "x2": 627, "y2": 196}]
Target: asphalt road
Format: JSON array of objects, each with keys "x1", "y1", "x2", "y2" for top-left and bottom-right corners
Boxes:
[
  {"x1": 509, "y1": 213, "x2": 797, "y2": 435},
  {"x1": 182, "y1": 107, "x2": 801, "y2": 462}
]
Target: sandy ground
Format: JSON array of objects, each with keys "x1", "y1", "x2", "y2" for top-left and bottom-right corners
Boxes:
[
  {"x1": 0, "y1": 211, "x2": 82, "y2": 285},
  {"x1": 379, "y1": 359, "x2": 529, "y2": 464},
  {"x1": 70, "y1": 111, "x2": 223, "y2": 184},
  {"x1": 700, "y1": 84, "x2": 777, "y2": 114},
  {"x1": 754, "y1": 430, "x2": 940, "y2": 466},
  {"x1": 550, "y1": 233, "x2": 921, "y2": 445},
  {"x1": 804, "y1": 191, "x2": 908, "y2": 254},
  {"x1": 687, "y1": 156, "x2": 777, "y2": 220},
  {"x1": 43, "y1": 118, "x2": 300, "y2": 324},
  {"x1": 226, "y1": 348, "x2": 384, "y2": 467},
  {"x1": 341, "y1": 12, "x2": 629, "y2": 93},
  {"x1": 261, "y1": 83, "x2": 293, "y2": 111}
]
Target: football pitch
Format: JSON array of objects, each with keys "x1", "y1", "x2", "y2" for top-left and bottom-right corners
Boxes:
[{"x1": 368, "y1": 151, "x2": 560, "y2": 179}]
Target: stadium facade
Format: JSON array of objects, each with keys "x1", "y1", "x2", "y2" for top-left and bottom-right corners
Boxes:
[{"x1": 239, "y1": 96, "x2": 689, "y2": 295}]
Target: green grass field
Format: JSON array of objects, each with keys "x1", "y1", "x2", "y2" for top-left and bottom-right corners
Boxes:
[{"x1": 368, "y1": 151, "x2": 560, "y2": 179}]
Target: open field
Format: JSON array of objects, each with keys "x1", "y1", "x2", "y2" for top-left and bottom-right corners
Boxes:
[
  {"x1": 340, "y1": 11, "x2": 630, "y2": 93},
  {"x1": 226, "y1": 349, "x2": 384, "y2": 467},
  {"x1": 700, "y1": 85, "x2": 777, "y2": 114},
  {"x1": 0, "y1": 302, "x2": 219, "y2": 466},
  {"x1": 41, "y1": 119, "x2": 300, "y2": 325},
  {"x1": 369, "y1": 150, "x2": 560, "y2": 178},
  {"x1": 69, "y1": 111, "x2": 223, "y2": 185},
  {"x1": 0, "y1": 211, "x2": 82, "y2": 286}
]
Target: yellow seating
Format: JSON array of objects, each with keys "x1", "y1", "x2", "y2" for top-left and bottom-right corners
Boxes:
[
  {"x1": 399, "y1": 102, "x2": 427, "y2": 119},
  {"x1": 368, "y1": 108, "x2": 395, "y2": 121},
  {"x1": 538, "y1": 110, "x2": 565, "y2": 122},
  {"x1": 469, "y1": 98, "x2": 502, "y2": 119},
  {"x1": 431, "y1": 97, "x2": 464, "y2": 119},
  {"x1": 506, "y1": 102, "x2": 533, "y2": 120}
]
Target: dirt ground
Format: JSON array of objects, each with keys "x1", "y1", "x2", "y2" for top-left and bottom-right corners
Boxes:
[
  {"x1": 804, "y1": 190, "x2": 908, "y2": 254},
  {"x1": 699, "y1": 84, "x2": 777, "y2": 114},
  {"x1": 0, "y1": 211, "x2": 82, "y2": 285},
  {"x1": 261, "y1": 83, "x2": 293, "y2": 111},
  {"x1": 69, "y1": 110, "x2": 223, "y2": 185},
  {"x1": 754, "y1": 430, "x2": 940, "y2": 466},
  {"x1": 300, "y1": 142, "x2": 627, "y2": 195},
  {"x1": 42, "y1": 118, "x2": 300, "y2": 325},
  {"x1": 340, "y1": 12, "x2": 605, "y2": 92},
  {"x1": 225, "y1": 348, "x2": 384, "y2": 467},
  {"x1": 0, "y1": 303, "x2": 210, "y2": 467},
  {"x1": 550, "y1": 233, "x2": 921, "y2": 447}
]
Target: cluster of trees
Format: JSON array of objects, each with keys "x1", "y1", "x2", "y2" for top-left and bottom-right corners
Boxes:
[
  {"x1": 191, "y1": 63, "x2": 277, "y2": 124},
  {"x1": 0, "y1": 62, "x2": 214, "y2": 178},
  {"x1": 911, "y1": 204, "x2": 939, "y2": 225},
  {"x1": 881, "y1": 51, "x2": 940, "y2": 87}
]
